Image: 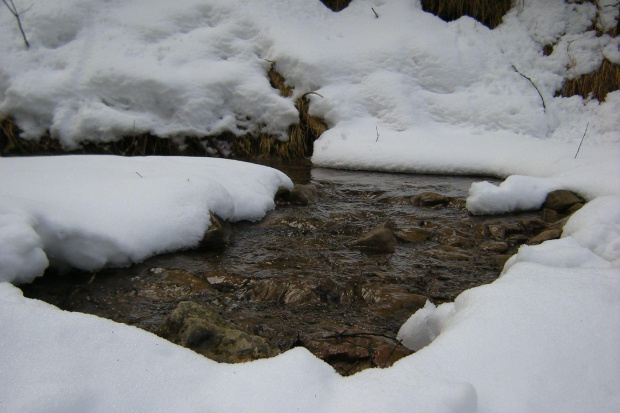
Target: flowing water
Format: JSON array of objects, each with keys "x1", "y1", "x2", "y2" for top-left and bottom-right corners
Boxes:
[{"x1": 22, "y1": 160, "x2": 548, "y2": 375}]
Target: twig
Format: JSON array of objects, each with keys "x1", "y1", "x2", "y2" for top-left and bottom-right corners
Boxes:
[
  {"x1": 371, "y1": 7, "x2": 379, "y2": 18},
  {"x1": 383, "y1": 338, "x2": 404, "y2": 367},
  {"x1": 511, "y1": 64, "x2": 546, "y2": 112},
  {"x1": 301, "y1": 91, "x2": 324, "y2": 99},
  {"x1": 574, "y1": 122, "x2": 589, "y2": 159},
  {"x1": 322, "y1": 331, "x2": 401, "y2": 342},
  {"x1": 135, "y1": 172, "x2": 143, "y2": 178},
  {"x1": 2, "y1": 0, "x2": 31, "y2": 49}
]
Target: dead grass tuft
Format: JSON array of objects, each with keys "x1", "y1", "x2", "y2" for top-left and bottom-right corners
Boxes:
[
  {"x1": 558, "y1": 58, "x2": 620, "y2": 102},
  {"x1": 319, "y1": 0, "x2": 352, "y2": 12},
  {"x1": 420, "y1": 0, "x2": 513, "y2": 29}
]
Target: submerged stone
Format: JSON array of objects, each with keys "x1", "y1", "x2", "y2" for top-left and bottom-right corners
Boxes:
[
  {"x1": 412, "y1": 191, "x2": 450, "y2": 207},
  {"x1": 350, "y1": 221, "x2": 398, "y2": 253}
]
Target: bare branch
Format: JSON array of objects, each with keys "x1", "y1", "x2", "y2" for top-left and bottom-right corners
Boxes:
[{"x1": 2, "y1": 0, "x2": 31, "y2": 49}]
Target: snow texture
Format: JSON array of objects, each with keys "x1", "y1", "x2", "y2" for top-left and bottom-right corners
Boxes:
[{"x1": 0, "y1": 0, "x2": 619, "y2": 411}]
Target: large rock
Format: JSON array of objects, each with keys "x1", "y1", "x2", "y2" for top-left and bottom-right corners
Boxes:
[
  {"x1": 350, "y1": 221, "x2": 398, "y2": 253},
  {"x1": 543, "y1": 190, "x2": 584, "y2": 213},
  {"x1": 157, "y1": 301, "x2": 279, "y2": 363}
]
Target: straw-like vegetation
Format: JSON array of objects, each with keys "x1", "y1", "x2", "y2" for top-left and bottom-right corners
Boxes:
[
  {"x1": 558, "y1": 58, "x2": 620, "y2": 102},
  {"x1": 420, "y1": 0, "x2": 513, "y2": 29},
  {"x1": 319, "y1": 0, "x2": 351, "y2": 12}
]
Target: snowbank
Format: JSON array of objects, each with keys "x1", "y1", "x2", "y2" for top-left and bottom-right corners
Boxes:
[
  {"x1": 1, "y1": 0, "x2": 619, "y2": 151},
  {"x1": 0, "y1": 155, "x2": 292, "y2": 283},
  {"x1": 1, "y1": 192, "x2": 618, "y2": 413}
]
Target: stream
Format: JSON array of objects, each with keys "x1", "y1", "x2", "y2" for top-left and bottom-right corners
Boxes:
[{"x1": 21, "y1": 160, "x2": 550, "y2": 375}]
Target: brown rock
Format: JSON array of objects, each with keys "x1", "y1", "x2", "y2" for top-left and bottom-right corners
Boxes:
[
  {"x1": 158, "y1": 301, "x2": 279, "y2": 363},
  {"x1": 566, "y1": 203, "x2": 584, "y2": 215},
  {"x1": 198, "y1": 214, "x2": 230, "y2": 249},
  {"x1": 520, "y1": 217, "x2": 547, "y2": 233},
  {"x1": 478, "y1": 240, "x2": 509, "y2": 253},
  {"x1": 543, "y1": 190, "x2": 584, "y2": 213},
  {"x1": 412, "y1": 192, "x2": 450, "y2": 207},
  {"x1": 350, "y1": 221, "x2": 398, "y2": 253},
  {"x1": 542, "y1": 208, "x2": 561, "y2": 223},
  {"x1": 289, "y1": 184, "x2": 319, "y2": 205},
  {"x1": 528, "y1": 229, "x2": 562, "y2": 245},
  {"x1": 392, "y1": 228, "x2": 430, "y2": 243}
]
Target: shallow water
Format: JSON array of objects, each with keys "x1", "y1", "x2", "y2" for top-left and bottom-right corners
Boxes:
[{"x1": 22, "y1": 161, "x2": 546, "y2": 375}]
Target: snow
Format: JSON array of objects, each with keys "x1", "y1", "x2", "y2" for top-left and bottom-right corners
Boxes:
[
  {"x1": 0, "y1": 156, "x2": 293, "y2": 283},
  {"x1": 1, "y1": 0, "x2": 619, "y2": 411}
]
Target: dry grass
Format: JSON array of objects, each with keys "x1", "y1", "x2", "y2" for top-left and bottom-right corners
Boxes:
[
  {"x1": 420, "y1": 0, "x2": 513, "y2": 29},
  {"x1": 558, "y1": 58, "x2": 620, "y2": 102},
  {"x1": 319, "y1": 0, "x2": 351, "y2": 12}
]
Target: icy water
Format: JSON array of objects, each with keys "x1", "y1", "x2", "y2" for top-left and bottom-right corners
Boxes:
[{"x1": 22, "y1": 161, "x2": 547, "y2": 375}]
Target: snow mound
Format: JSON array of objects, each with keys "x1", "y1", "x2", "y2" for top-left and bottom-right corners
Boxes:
[{"x1": 0, "y1": 156, "x2": 292, "y2": 283}]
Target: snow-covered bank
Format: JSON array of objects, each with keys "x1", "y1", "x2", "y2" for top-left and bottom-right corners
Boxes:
[
  {"x1": 0, "y1": 156, "x2": 292, "y2": 283},
  {"x1": 1, "y1": 194, "x2": 618, "y2": 412}
]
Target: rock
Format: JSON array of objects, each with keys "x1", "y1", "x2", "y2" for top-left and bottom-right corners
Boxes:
[
  {"x1": 350, "y1": 221, "x2": 398, "y2": 253},
  {"x1": 301, "y1": 330, "x2": 413, "y2": 375},
  {"x1": 478, "y1": 240, "x2": 509, "y2": 253},
  {"x1": 520, "y1": 217, "x2": 547, "y2": 233},
  {"x1": 198, "y1": 213, "x2": 230, "y2": 249},
  {"x1": 542, "y1": 208, "x2": 561, "y2": 223},
  {"x1": 528, "y1": 229, "x2": 562, "y2": 245},
  {"x1": 548, "y1": 216, "x2": 570, "y2": 231},
  {"x1": 289, "y1": 184, "x2": 319, "y2": 205},
  {"x1": 275, "y1": 186, "x2": 291, "y2": 202},
  {"x1": 566, "y1": 203, "x2": 584, "y2": 215},
  {"x1": 359, "y1": 283, "x2": 427, "y2": 317},
  {"x1": 493, "y1": 255, "x2": 511, "y2": 269},
  {"x1": 392, "y1": 228, "x2": 430, "y2": 243},
  {"x1": 158, "y1": 301, "x2": 279, "y2": 363},
  {"x1": 543, "y1": 190, "x2": 584, "y2": 213},
  {"x1": 487, "y1": 224, "x2": 506, "y2": 240},
  {"x1": 412, "y1": 192, "x2": 450, "y2": 207}
]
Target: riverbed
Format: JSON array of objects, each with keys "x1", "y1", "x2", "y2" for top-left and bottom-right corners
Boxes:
[{"x1": 21, "y1": 161, "x2": 549, "y2": 375}]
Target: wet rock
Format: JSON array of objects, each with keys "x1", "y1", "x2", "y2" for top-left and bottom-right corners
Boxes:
[
  {"x1": 493, "y1": 255, "x2": 511, "y2": 269},
  {"x1": 543, "y1": 190, "x2": 585, "y2": 213},
  {"x1": 350, "y1": 221, "x2": 398, "y2": 253},
  {"x1": 542, "y1": 208, "x2": 561, "y2": 223},
  {"x1": 566, "y1": 203, "x2": 584, "y2": 215},
  {"x1": 198, "y1": 214, "x2": 230, "y2": 249},
  {"x1": 302, "y1": 330, "x2": 413, "y2": 375},
  {"x1": 289, "y1": 184, "x2": 319, "y2": 205},
  {"x1": 487, "y1": 224, "x2": 506, "y2": 240},
  {"x1": 412, "y1": 192, "x2": 450, "y2": 207},
  {"x1": 158, "y1": 301, "x2": 279, "y2": 363},
  {"x1": 275, "y1": 186, "x2": 291, "y2": 202},
  {"x1": 548, "y1": 216, "x2": 570, "y2": 231},
  {"x1": 392, "y1": 228, "x2": 430, "y2": 243},
  {"x1": 359, "y1": 283, "x2": 427, "y2": 318},
  {"x1": 478, "y1": 240, "x2": 509, "y2": 253},
  {"x1": 528, "y1": 229, "x2": 562, "y2": 245},
  {"x1": 520, "y1": 217, "x2": 547, "y2": 233},
  {"x1": 448, "y1": 198, "x2": 467, "y2": 209}
]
